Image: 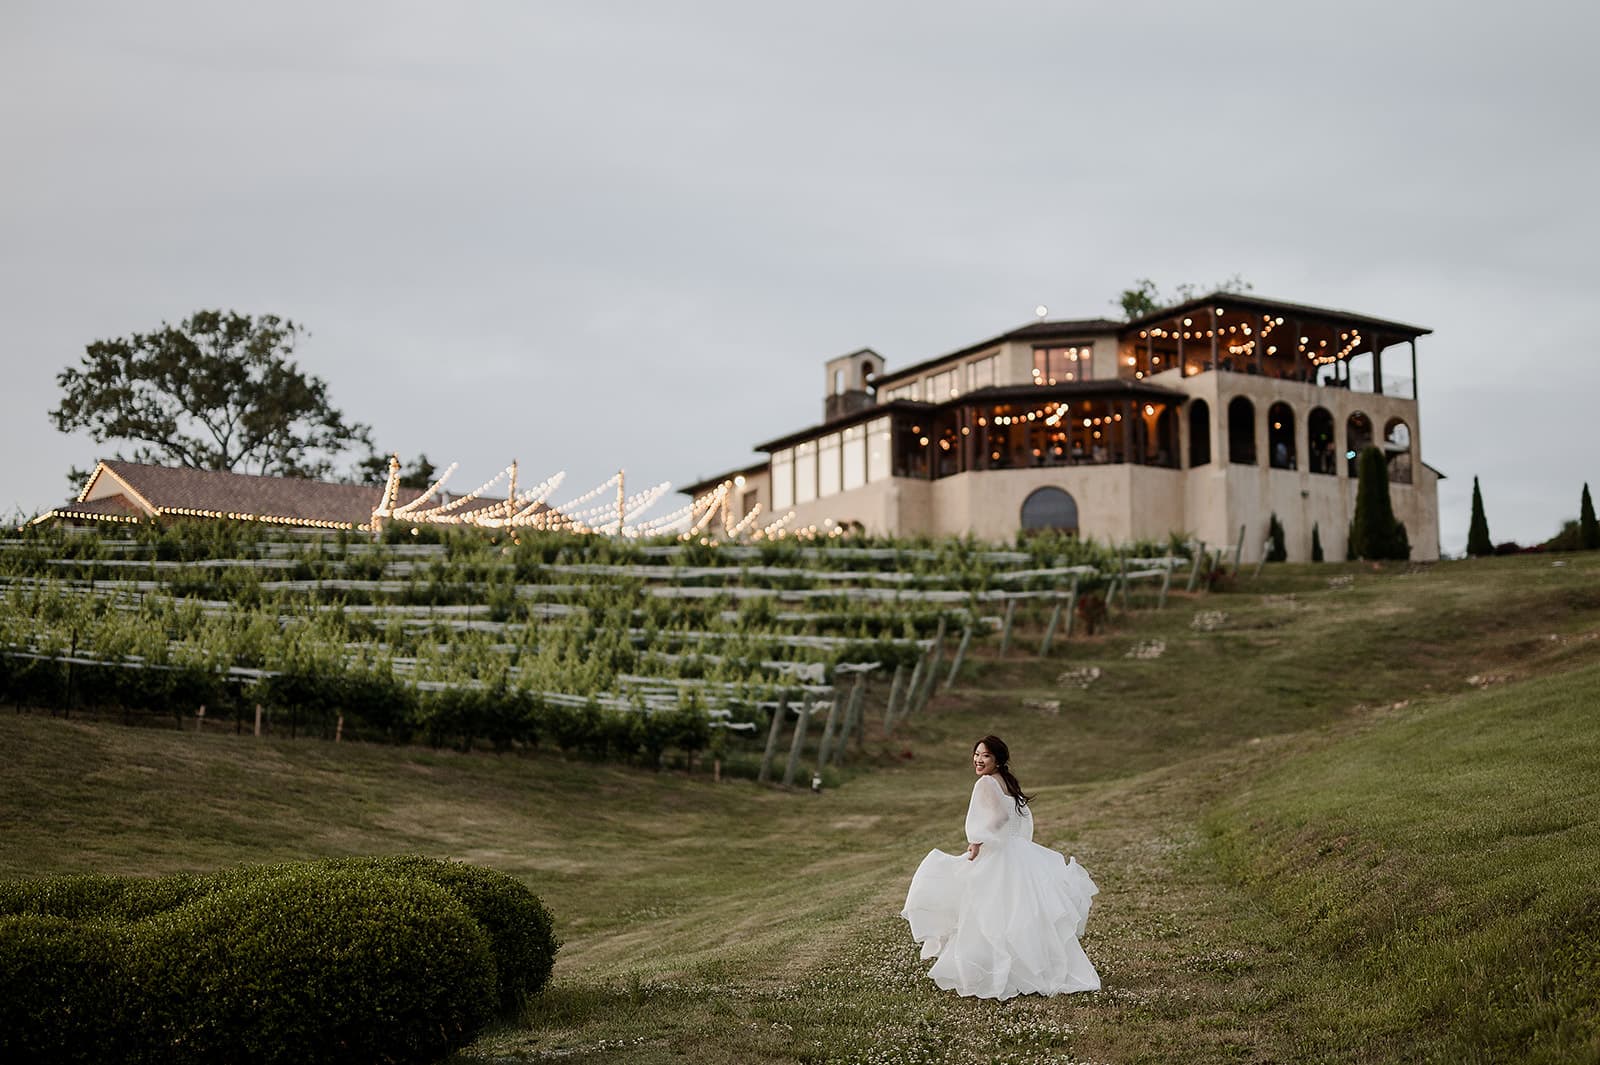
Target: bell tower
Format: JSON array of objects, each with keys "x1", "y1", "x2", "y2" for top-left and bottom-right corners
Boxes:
[{"x1": 823, "y1": 348, "x2": 885, "y2": 422}]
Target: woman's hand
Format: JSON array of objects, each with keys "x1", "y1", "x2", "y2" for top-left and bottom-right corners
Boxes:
[{"x1": 965, "y1": 842, "x2": 981, "y2": 862}]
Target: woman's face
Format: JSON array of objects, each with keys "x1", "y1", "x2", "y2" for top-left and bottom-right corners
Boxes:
[{"x1": 972, "y1": 743, "x2": 997, "y2": 776}]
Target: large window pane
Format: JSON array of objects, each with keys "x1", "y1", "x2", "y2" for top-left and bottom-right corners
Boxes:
[
  {"x1": 842, "y1": 425, "x2": 866, "y2": 490},
  {"x1": 771, "y1": 449, "x2": 793, "y2": 510},
  {"x1": 866, "y1": 418, "x2": 891, "y2": 482},
  {"x1": 794, "y1": 440, "x2": 817, "y2": 504},
  {"x1": 818, "y1": 433, "x2": 841, "y2": 497}
]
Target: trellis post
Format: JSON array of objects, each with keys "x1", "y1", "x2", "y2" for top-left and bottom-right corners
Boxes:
[
  {"x1": 838, "y1": 672, "x2": 866, "y2": 764},
  {"x1": 815, "y1": 690, "x2": 842, "y2": 769},
  {"x1": 1232, "y1": 525, "x2": 1246, "y2": 575},
  {"x1": 758, "y1": 695, "x2": 786, "y2": 783},
  {"x1": 998, "y1": 599, "x2": 1017, "y2": 657},
  {"x1": 1186, "y1": 542, "x2": 1206, "y2": 593},
  {"x1": 1038, "y1": 599, "x2": 1063, "y2": 656},
  {"x1": 883, "y1": 664, "x2": 907, "y2": 734},
  {"x1": 1158, "y1": 560, "x2": 1173, "y2": 609},
  {"x1": 1064, "y1": 575, "x2": 1080, "y2": 637},
  {"x1": 782, "y1": 700, "x2": 812, "y2": 788},
  {"x1": 945, "y1": 622, "x2": 974, "y2": 687}
]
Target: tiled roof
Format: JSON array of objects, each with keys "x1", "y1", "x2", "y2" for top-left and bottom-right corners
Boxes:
[{"x1": 94, "y1": 461, "x2": 386, "y2": 526}]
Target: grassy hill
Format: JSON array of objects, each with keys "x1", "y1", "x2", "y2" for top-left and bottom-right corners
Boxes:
[{"x1": 3, "y1": 552, "x2": 1597, "y2": 1064}]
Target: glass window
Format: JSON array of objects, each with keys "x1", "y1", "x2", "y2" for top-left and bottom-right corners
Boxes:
[
  {"x1": 794, "y1": 440, "x2": 817, "y2": 504},
  {"x1": 842, "y1": 425, "x2": 866, "y2": 491},
  {"x1": 770, "y1": 449, "x2": 793, "y2": 510},
  {"x1": 968, "y1": 355, "x2": 996, "y2": 391},
  {"x1": 1031, "y1": 345, "x2": 1095, "y2": 385},
  {"x1": 866, "y1": 418, "x2": 891, "y2": 482},
  {"x1": 818, "y1": 433, "x2": 841, "y2": 497},
  {"x1": 883, "y1": 383, "x2": 916, "y2": 403}
]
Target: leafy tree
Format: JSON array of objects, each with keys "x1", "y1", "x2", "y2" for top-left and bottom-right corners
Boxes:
[
  {"x1": 1582, "y1": 483, "x2": 1598, "y2": 550},
  {"x1": 1348, "y1": 446, "x2": 1410, "y2": 560},
  {"x1": 1112, "y1": 274, "x2": 1254, "y2": 321},
  {"x1": 51, "y1": 310, "x2": 372, "y2": 482},
  {"x1": 1467, "y1": 476, "x2": 1493, "y2": 557},
  {"x1": 1310, "y1": 522, "x2": 1324, "y2": 562},
  {"x1": 1266, "y1": 512, "x2": 1287, "y2": 562},
  {"x1": 354, "y1": 452, "x2": 439, "y2": 489}
]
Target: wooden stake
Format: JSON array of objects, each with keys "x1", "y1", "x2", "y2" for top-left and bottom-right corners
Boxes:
[
  {"x1": 815, "y1": 691, "x2": 842, "y2": 769},
  {"x1": 1232, "y1": 525, "x2": 1246, "y2": 575},
  {"x1": 758, "y1": 696, "x2": 787, "y2": 783},
  {"x1": 900, "y1": 657, "x2": 926, "y2": 726},
  {"x1": 839, "y1": 672, "x2": 866, "y2": 764},
  {"x1": 782, "y1": 702, "x2": 812, "y2": 788},
  {"x1": 1064, "y1": 576, "x2": 1080, "y2": 638},
  {"x1": 1186, "y1": 542, "x2": 1206, "y2": 593},
  {"x1": 1118, "y1": 555, "x2": 1132, "y2": 612},
  {"x1": 946, "y1": 623, "x2": 974, "y2": 687},
  {"x1": 254, "y1": 703, "x2": 263, "y2": 737},
  {"x1": 998, "y1": 599, "x2": 1017, "y2": 657},
  {"x1": 1039, "y1": 600, "x2": 1063, "y2": 656},
  {"x1": 1158, "y1": 560, "x2": 1173, "y2": 609},
  {"x1": 335, "y1": 714, "x2": 345, "y2": 743},
  {"x1": 195, "y1": 705, "x2": 205, "y2": 733},
  {"x1": 883, "y1": 663, "x2": 907, "y2": 734}
]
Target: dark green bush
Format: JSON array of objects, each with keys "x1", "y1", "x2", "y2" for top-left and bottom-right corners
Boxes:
[
  {"x1": 0, "y1": 857, "x2": 560, "y2": 1063},
  {"x1": 0, "y1": 914, "x2": 129, "y2": 1064},
  {"x1": 132, "y1": 866, "x2": 495, "y2": 1065}
]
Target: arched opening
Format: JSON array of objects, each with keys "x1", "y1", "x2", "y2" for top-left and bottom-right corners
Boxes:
[
  {"x1": 832, "y1": 369, "x2": 844, "y2": 395},
  {"x1": 1346, "y1": 412, "x2": 1373, "y2": 477},
  {"x1": 1268, "y1": 402, "x2": 1296, "y2": 470},
  {"x1": 1384, "y1": 417, "x2": 1413, "y2": 484},
  {"x1": 1188, "y1": 399, "x2": 1211, "y2": 466},
  {"x1": 1228, "y1": 396, "x2": 1257, "y2": 465},
  {"x1": 1155, "y1": 406, "x2": 1180, "y2": 468},
  {"x1": 1020, "y1": 486, "x2": 1079, "y2": 535},
  {"x1": 1308, "y1": 407, "x2": 1336, "y2": 475}
]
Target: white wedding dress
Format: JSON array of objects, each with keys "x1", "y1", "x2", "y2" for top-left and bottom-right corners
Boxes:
[{"x1": 901, "y1": 773, "x2": 1100, "y2": 999}]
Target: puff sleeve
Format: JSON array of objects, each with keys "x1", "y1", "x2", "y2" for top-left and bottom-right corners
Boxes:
[{"x1": 964, "y1": 775, "x2": 1010, "y2": 847}]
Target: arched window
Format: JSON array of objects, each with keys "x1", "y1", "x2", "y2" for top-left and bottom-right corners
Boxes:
[
  {"x1": 1308, "y1": 407, "x2": 1335, "y2": 475},
  {"x1": 1384, "y1": 417, "x2": 1413, "y2": 484},
  {"x1": 1228, "y1": 396, "x2": 1256, "y2": 465},
  {"x1": 1268, "y1": 402, "x2": 1296, "y2": 470},
  {"x1": 1346, "y1": 412, "x2": 1373, "y2": 477},
  {"x1": 1020, "y1": 486, "x2": 1079, "y2": 535},
  {"x1": 1188, "y1": 399, "x2": 1211, "y2": 466}
]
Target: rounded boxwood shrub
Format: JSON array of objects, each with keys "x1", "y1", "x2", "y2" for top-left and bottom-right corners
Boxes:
[
  {"x1": 0, "y1": 857, "x2": 559, "y2": 1063},
  {"x1": 0, "y1": 914, "x2": 129, "y2": 1065},
  {"x1": 329, "y1": 856, "x2": 559, "y2": 1010},
  {"x1": 132, "y1": 866, "x2": 497, "y2": 1065}
]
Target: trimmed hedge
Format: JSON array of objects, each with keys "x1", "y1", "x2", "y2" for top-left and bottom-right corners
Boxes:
[{"x1": 0, "y1": 857, "x2": 559, "y2": 1065}]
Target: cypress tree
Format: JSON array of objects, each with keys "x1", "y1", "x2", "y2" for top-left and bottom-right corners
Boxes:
[
  {"x1": 1311, "y1": 522, "x2": 1324, "y2": 562},
  {"x1": 1349, "y1": 446, "x2": 1409, "y2": 560},
  {"x1": 1467, "y1": 477, "x2": 1493, "y2": 557},
  {"x1": 1581, "y1": 483, "x2": 1598, "y2": 551},
  {"x1": 1267, "y1": 512, "x2": 1287, "y2": 562}
]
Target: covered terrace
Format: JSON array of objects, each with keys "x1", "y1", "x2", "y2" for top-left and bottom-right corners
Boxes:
[{"x1": 1118, "y1": 294, "x2": 1432, "y2": 399}]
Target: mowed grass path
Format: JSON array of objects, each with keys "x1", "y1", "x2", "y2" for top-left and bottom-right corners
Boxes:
[{"x1": 3, "y1": 553, "x2": 1598, "y2": 1063}]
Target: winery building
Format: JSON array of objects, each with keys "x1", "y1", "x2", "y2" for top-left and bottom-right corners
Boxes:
[{"x1": 685, "y1": 292, "x2": 1441, "y2": 561}]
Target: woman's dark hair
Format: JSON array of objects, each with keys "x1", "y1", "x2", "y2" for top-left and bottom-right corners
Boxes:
[{"x1": 975, "y1": 735, "x2": 1032, "y2": 813}]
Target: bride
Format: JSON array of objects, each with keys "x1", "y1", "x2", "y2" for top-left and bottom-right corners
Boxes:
[{"x1": 900, "y1": 734, "x2": 1100, "y2": 999}]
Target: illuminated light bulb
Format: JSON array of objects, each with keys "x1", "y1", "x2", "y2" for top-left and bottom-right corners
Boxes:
[
  {"x1": 1135, "y1": 371, "x2": 1144, "y2": 378},
  {"x1": 1082, "y1": 418, "x2": 1092, "y2": 427},
  {"x1": 1183, "y1": 318, "x2": 1193, "y2": 326},
  {"x1": 977, "y1": 416, "x2": 987, "y2": 426},
  {"x1": 1144, "y1": 404, "x2": 1155, "y2": 416},
  {"x1": 991, "y1": 451, "x2": 1000, "y2": 460},
  {"x1": 1152, "y1": 356, "x2": 1161, "y2": 364},
  {"x1": 1215, "y1": 307, "x2": 1224, "y2": 315},
  {"x1": 1114, "y1": 413, "x2": 1122, "y2": 421},
  {"x1": 960, "y1": 426, "x2": 970, "y2": 435},
  {"x1": 919, "y1": 437, "x2": 929, "y2": 446}
]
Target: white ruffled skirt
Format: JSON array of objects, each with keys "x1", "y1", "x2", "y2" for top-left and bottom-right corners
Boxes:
[{"x1": 901, "y1": 841, "x2": 1100, "y2": 999}]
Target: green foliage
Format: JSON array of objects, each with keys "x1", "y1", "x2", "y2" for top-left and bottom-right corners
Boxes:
[
  {"x1": 1582, "y1": 483, "x2": 1598, "y2": 550},
  {"x1": 1266, "y1": 513, "x2": 1287, "y2": 562},
  {"x1": 1112, "y1": 274, "x2": 1253, "y2": 321},
  {"x1": 50, "y1": 310, "x2": 372, "y2": 481},
  {"x1": 1468, "y1": 476, "x2": 1494, "y2": 557},
  {"x1": 1310, "y1": 522, "x2": 1324, "y2": 563},
  {"x1": 0, "y1": 857, "x2": 560, "y2": 1064},
  {"x1": 1348, "y1": 447, "x2": 1410, "y2": 560}
]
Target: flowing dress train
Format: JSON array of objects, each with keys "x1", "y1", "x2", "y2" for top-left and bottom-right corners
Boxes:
[{"x1": 900, "y1": 773, "x2": 1100, "y2": 999}]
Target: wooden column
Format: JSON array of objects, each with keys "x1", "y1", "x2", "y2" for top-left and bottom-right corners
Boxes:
[{"x1": 1372, "y1": 333, "x2": 1384, "y2": 395}]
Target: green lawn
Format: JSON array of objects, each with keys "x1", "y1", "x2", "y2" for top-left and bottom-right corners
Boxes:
[{"x1": 3, "y1": 552, "x2": 1598, "y2": 1063}]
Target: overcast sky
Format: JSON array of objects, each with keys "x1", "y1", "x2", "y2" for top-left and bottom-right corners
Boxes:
[{"x1": 3, "y1": 1, "x2": 1595, "y2": 553}]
